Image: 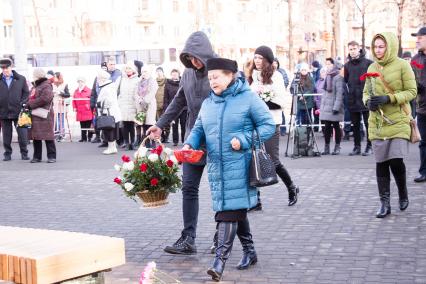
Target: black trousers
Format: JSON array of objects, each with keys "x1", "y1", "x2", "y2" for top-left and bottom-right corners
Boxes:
[
  {"x1": 1, "y1": 119, "x2": 28, "y2": 157},
  {"x1": 323, "y1": 120, "x2": 341, "y2": 145},
  {"x1": 104, "y1": 123, "x2": 120, "y2": 142},
  {"x1": 121, "y1": 121, "x2": 135, "y2": 144},
  {"x1": 172, "y1": 110, "x2": 187, "y2": 144},
  {"x1": 350, "y1": 111, "x2": 371, "y2": 147},
  {"x1": 33, "y1": 140, "x2": 56, "y2": 160},
  {"x1": 79, "y1": 120, "x2": 92, "y2": 141}
]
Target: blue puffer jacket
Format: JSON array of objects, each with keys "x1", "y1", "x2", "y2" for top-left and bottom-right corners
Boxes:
[{"x1": 185, "y1": 78, "x2": 275, "y2": 212}]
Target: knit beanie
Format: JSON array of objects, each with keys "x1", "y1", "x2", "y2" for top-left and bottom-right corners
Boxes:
[
  {"x1": 254, "y1": 45, "x2": 274, "y2": 64},
  {"x1": 33, "y1": 68, "x2": 46, "y2": 81},
  {"x1": 206, "y1": 58, "x2": 238, "y2": 73}
]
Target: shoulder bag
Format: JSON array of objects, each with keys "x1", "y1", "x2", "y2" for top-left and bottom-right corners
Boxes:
[{"x1": 96, "y1": 102, "x2": 116, "y2": 130}]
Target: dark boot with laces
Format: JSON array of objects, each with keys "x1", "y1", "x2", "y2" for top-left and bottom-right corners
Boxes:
[{"x1": 163, "y1": 235, "x2": 197, "y2": 255}]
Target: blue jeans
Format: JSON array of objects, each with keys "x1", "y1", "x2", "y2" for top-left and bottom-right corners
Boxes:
[
  {"x1": 181, "y1": 162, "x2": 205, "y2": 238},
  {"x1": 417, "y1": 113, "x2": 426, "y2": 175}
]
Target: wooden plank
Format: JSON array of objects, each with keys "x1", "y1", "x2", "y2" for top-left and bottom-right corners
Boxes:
[
  {"x1": 25, "y1": 258, "x2": 33, "y2": 284},
  {"x1": 0, "y1": 254, "x2": 3, "y2": 279},
  {"x1": 13, "y1": 256, "x2": 20, "y2": 283},
  {"x1": 0, "y1": 254, "x2": 8, "y2": 280},
  {"x1": 7, "y1": 255, "x2": 13, "y2": 282},
  {"x1": 20, "y1": 257, "x2": 26, "y2": 284},
  {"x1": 30, "y1": 259, "x2": 36, "y2": 284}
]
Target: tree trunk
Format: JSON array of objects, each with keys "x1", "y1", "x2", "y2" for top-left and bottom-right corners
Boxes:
[
  {"x1": 396, "y1": 0, "x2": 405, "y2": 57},
  {"x1": 31, "y1": 0, "x2": 44, "y2": 47},
  {"x1": 421, "y1": 0, "x2": 426, "y2": 25},
  {"x1": 288, "y1": 0, "x2": 294, "y2": 72}
]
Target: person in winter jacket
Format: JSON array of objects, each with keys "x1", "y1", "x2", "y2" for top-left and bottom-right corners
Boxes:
[
  {"x1": 0, "y1": 58, "x2": 29, "y2": 161},
  {"x1": 362, "y1": 32, "x2": 417, "y2": 218},
  {"x1": 247, "y1": 45, "x2": 299, "y2": 208},
  {"x1": 147, "y1": 31, "x2": 217, "y2": 255},
  {"x1": 52, "y1": 72, "x2": 70, "y2": 141},
  {"x1": 28, "y1": 68, "x2": 56, "y2": 163},
  {"x1": 291, "y1": 62, "x2": 315, "y2": 126},
  {"x1": 344, "y1": 41, "x2": 373, "y2": 156},
  {"x1": 185, "y1": 58, "x2": 275, "y2": 282},
  {"x1": 163, "y1": 69, "x2": 186, "y2": 146},
  {"x1": 72, "y1": 77, "x2": 93, "y2": 142},
  {"x1": 320, "y1": 58, "x2": 345, "y2": 155},
  {"x1": 96, "y1": 70, "x2": 122, "y2": 155},
  {"x1": 118, "y1": 62, "x2": 139, "y2": 150},
  {"x1": 155, "y1": 67, "x2": 169, "y2": 142},
  {"x1": 411, "y1": 27, "x2": 426, "y2": 183},
  {"x1": 272, "y1": 58, "x2": 289, "y2": 135},
  {"x1": 89, "y1": 62, "x2": 107, "y2": 144}
]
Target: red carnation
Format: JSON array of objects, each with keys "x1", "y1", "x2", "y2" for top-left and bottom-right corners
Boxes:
[
  {"x1": 113, "y1": 177, "x2": 122, "y2": 184},
  {"x1": 360, "y1": 72, "x2": 381, "y2": 81},
  {"x1": 121, "y1": 155, "x2": 131, "y2": 163},
  {"x1": 140, "y1": 163, "x2": 148, "y2": 172},
  {"x1": 166, "y1": 160, "x2": 174, "y2": 167},
  {"x1": 156, "y1": 145, "x2": 163, "y2": 155},
  {"x1": 411, "y1": 61, "x2": 424, "y2": 69},
  {"x1": 150, "y1": 178, "x2": 159, "y2": 186}
]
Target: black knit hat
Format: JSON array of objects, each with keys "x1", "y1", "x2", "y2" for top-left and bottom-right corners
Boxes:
[
  {"x1": 312, "y1": 60, "x2": 321, "y2": 68},
  {"x1": 254, "y1": 45, "x2": 274, "y2": 64},
  {"x1": 206, "y1": 58, "x2": 238, "y2": 73}
]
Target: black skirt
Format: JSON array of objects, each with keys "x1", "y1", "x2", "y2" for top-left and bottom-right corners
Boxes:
[{"x1": 215, "y1": 209, "x2": 247, "y2": 222}]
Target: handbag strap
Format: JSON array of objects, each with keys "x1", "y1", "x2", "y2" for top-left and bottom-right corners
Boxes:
[
  {"x1": 374, "y1": 63, "x2": 412, "y2": 119},
  {"x1": 100, "y1": 101, "x2": 111, "y2": 116}
]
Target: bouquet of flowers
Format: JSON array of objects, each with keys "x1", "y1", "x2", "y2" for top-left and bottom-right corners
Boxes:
[
  {"x1": 255, "y1": 85, "x2": 275, "y2": 102},
  {"x1": 139, "y1": 262, "x2": 181, "y2": 284},
  {"x1": 135, "y1": 111, "x2": 146, "y2": 124},
  {"x1": 113, "y1": 141, "x2": 181, "y2": 206}
]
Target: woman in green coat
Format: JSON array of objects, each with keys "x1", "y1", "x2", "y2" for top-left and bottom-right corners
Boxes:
[{"x1": 362, "y1": 32, "x2": 417, "y2": 218}]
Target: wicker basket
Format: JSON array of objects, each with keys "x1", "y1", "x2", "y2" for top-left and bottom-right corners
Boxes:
[{"x1": 136, "y1": 189, "x2": 169, "y2": 208}]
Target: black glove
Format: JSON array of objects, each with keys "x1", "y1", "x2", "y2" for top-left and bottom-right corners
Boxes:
[
  {"x1": 370, "y1": 95, "x2": 390, "y2": 106},
  {"x1": 332, "y1": 110, "x2": 339, "y2": 115},
  {"x1": 367, "y1": 100, "x2": 379, "y2": 111}
]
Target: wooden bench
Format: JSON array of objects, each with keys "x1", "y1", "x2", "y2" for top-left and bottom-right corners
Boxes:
[{"x1": 0, "y1": 226, "x2": 125, "y2": 284}]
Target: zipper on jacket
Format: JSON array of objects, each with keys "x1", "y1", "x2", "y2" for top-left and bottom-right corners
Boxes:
[{"x1": 218, "y1": 100, "x2": 227, "y2": 211}]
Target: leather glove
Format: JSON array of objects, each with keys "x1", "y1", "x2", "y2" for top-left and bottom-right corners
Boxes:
[
  {"x1": 370, "y1": 95, "x2": 390, "y2": 106},
  {"x1": 332, "y1": 110, "x2": 339, "y2": 115},
  {"x1": 367, "y1": 100, "x2": 379, "y2": 111}
]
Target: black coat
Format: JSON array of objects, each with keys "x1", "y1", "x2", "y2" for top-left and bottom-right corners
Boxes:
[
  {"x1": 0, "y1": 70, "x2": 29, "y2": 119},
  {"x1": 412, "y1": 51, "x2": 426, "y2": 115},
  {"x1": 163, "y1": 79, "x2": 186, "y2": 118},
  {"x1": 344, "y1": 50, "x2": 373, "y2": 112}
]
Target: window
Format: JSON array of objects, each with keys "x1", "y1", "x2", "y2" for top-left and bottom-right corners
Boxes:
[
  {"x1": 173, "y1": 0, "x2": 179, "y2": 12},
  {"x1": 34, "y1": 53, "x2": 57, "y2": 67},
  {"x1": 79, "y1": 51, "x2": 103, "y2": 65},
  {"x1": 3, "y1": 25, "x2": 12, "y2": 38},
  {"x1": 58, "y1": 52, "x2": 78, "y2": 66}
]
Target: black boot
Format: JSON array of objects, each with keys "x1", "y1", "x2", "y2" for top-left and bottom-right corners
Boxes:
[
  {"x1": 376, "y1": 177, "x2": 391, "y2": 218},
  {"x1": 133, "y1": 135, "x2": 142, "y2": 148},
  {"x1": 163, "y1": 235, "x2": 197, "y2": 255},
  {"x1": 276, "y1": 164, "x2": 299, "y2": 206},
  {"x1": 331, "y1": 144, "x2": 341, "y2": 155},
  {"x1": 349, "y1": 146, "x2": 361, "y2": 156},
  {"x1": 362, "y1": 144, "x2": 372, "y2": 156},
  {"x1": 393, "y1": 172, "x2": 409, "y2": 211},
  {"x1": 207, "y1": 222, "x2": 237, "y2": 282},
  {"x1": 236, "y1": 217, "x2": 257, "y2": 270},
  {"x1": 322, "y1": 144, "x2": 330, "y2": 155},
  {"x1": 210, "y1": 223, "x2": 219, "y2": 254},
  {"x1": 248, "y1": 191, "x2": 262, "y2": 212}
]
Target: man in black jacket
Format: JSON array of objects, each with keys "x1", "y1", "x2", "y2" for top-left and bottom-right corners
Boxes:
[
  {"x1": 147, "y1": 31, "x2": 216, "y2": 254},
  {"x1": 344, "y1": 41, "x2": 373, "y2": 156},
  {"x1": 411, "y1": 27, "x2": 426, "y2": 183},
  {"x1": 0, "y1": 58, "x2": 29, "y2": 161}
]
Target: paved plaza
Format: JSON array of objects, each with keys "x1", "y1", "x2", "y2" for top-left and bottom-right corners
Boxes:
[{"x1": 0, "y1": 135, "x2": 425, "y2": 284}]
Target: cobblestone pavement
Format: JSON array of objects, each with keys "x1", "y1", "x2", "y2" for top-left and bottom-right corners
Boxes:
[{"x1": 0, "y1": 135, "x2": 425, "y2": 284}]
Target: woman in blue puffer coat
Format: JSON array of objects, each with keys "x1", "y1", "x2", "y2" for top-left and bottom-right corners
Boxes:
[{"x1": 185, "y1": 58, "x2": 275, "y2": 282}]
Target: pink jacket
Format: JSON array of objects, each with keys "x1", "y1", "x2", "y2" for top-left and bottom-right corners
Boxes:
[{"x1": 72, "y1": 86, "x2": 93, "y2": 122}]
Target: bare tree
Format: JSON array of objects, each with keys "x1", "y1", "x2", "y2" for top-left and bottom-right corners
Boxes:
[
  {"x1": 74, "y1": 13, "x2": 88, "y2": 46},
  {"x1": 324, "y1": 0, "x2": 339, "y2": 58},
  {"x1": 419, "y1": 0, "x2": 426, "y2": 26},
  {"x1": 31, "y1": 0, "x2": 43, "y2": 46},
  {"x1": 394, "y1": 0, "x2": 406, "y2": 56},
  {"x1": 288, "y1": 0, "x2": 294, "y2": 71},
  {"x1": 353, "y1": 0, "x2": 372, "y2": 50}
]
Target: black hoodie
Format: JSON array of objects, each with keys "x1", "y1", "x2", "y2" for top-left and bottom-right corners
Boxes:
[
  {"x1": 156, "y1": 31, "x2": 216, "y2": 139},
  {"x1": 344, "y1": 49, "x2": 373, "y2": 112}
]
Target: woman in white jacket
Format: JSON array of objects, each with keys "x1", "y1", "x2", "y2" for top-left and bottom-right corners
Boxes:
[
  {"x1": 118, "y1": 62, "x2": 139, "y2": 150},
  {"x1": 247, "y1": 46, "x2": 299, "y2": 208},
  {"x1": 134, "y1": 65, "x2": 158, "y2": 148},
  {"x1": 96, "y1": 70, "x2": 122, "y2": 154}
]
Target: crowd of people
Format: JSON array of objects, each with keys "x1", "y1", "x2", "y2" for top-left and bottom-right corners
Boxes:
[{"x1": 0, "y1": 27, "x2": 425, "y2": 281}]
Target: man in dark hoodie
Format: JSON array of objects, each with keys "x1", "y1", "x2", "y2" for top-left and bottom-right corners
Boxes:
[
  {"x1": 344, "y1": 41, "x2": 373, "y2": 156},
  {"x1": 147, "y1": 31, "x2": 216, "y2": 254}
]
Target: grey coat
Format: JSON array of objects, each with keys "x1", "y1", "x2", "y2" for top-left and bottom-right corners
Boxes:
[
  {"x1": 320, "y1": 75, "x2": 344, "y2": 122},
  {"x1": 156, "y1": 31, "x2": 216, "y2": 140}
]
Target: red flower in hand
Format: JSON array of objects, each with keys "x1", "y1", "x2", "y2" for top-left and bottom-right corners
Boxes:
[
  {"x1": 360, "y1": 72, "x2": 381, "y2": 81},
  {"x1": 150, "y1": 178, "x2": 159, "y2": 186},
  {"x1": 140, "y1": 163, "x2": 148, "y2": 172},
  {"x1": 113, "y1": 177, "x2": 122, "y2": 184},
  {"x1": 411, "y1": 61, "x2": 424, "y2": 69},
  {"x1": 166, "y1": 160, "x2": 174, "y2": 167},
  {"x1": 121, "y1": 155, "x2": 131, "y2": 163}
]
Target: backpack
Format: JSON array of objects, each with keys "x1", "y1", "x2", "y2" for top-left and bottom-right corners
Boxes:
[{"x1": 293, "y1": 126, "x2": 315, "y2": 157}]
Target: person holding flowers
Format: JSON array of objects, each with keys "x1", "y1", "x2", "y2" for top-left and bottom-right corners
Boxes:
[
  {"x1": 362, "y1": 32, "x2": 417, "y2": 218},
  {"x1": 184, "y1": 58, "x2": 275, "y2": 281},
  {"x1": 246, "y1": 45, "x2": 300, "y2": 209}
]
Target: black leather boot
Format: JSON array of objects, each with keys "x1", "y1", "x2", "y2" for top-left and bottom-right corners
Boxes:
[
  {"x1": 331, "y1": 144, "x2": 341, "y2": 155},
  {"x1": 322, "y1": 144, "x2": 330, "y2": 155},
  {"x1": 133, "y1": 135, "x2": 142, "y2": 148},
  {"x1": 210, "y1": 223, "x2": 219, "y2": 254},
  {"x1": 248, "y1": 191, "x2": 262, "y2": 212},
  {"x1": 362, "y1": 144, "x2": 372, "y2": 156},
  {"x1": 163, "y1": 235, "x2": 197, "y2": 255},
  {"x1": 376, "y1": 177, "x2": 391, "y2": 218},
  {"x1": 276, "y1": 164, "x2": 299, "y2": 206},
  {"x1": 393, "y1": 171, "x2": 409, "y2": 211},
  {"x1": 207, "y1": 221, "x2": 237, "y2": 282},
  {"x1": 349, "y1": 146, "x2": 361, "y2": 156},
  {"x1": 236, "y1": 217, "x2": 257, "y2": 270}
]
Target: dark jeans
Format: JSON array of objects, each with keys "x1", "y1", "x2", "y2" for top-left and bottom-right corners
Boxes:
[
  {"x1": 121, "y1": 121, "x2": 135, "y2": 144},
  {"x1": 350, "y1": 111, "x2": 371, "y2": 147},
  {"x1": 172, "y1": 110, "x2": 187, "y2": 144},
  {"x1": 344, "y1": 108, "x2": 352, "y2": 134},
  {"x1": 33, "y1": 139, "x2": 56, "y2": 160},
  {"x1": 297, "y1": 109, "x2": 312, "y2": 126},
  {"x1": 1, "y1": 119, "x2": 28, "y2": 157},
  {"x1": 80, "y1": 120, "x2": 92, "y2": 141},
  {"x1": 323, "y1": 120, "x2": 341, "y2": 145},
  {"x1": 264, "y1": 126, "x2": 281, "y2": 166},
  {"x1": 181, "y1": 162, "x2": 205, "y2": 238},
  {"x1": 417, "y1": 113, "x2": 426, "y2": 175}
]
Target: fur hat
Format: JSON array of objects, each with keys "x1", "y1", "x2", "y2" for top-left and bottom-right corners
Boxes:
[
  {"x1": 0, "y1": 58, "x2": 12, "y2": 68},
  {"x1": 206, "y1": 58, "x2": 238, "y2": 73},
  {"x1": 254, "y1": 45, "x2": 274, "y2": 64},
  {"x1": 123, "y1": 61, "x2": 137, "y2": 73},
  {"x1": 402, "y1": 51, "x2": 412, "y2": 59},
  {"x1": 33, "y1": 68, "x2": 46, "y2": 81}
]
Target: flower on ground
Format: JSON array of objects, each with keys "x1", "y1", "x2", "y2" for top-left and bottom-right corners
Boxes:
[
  {"x1": 124, "y1": 182, "x2": 134, "y2": 191},
  {"x1": 150, "y1": 178, "x2": 159, "y2": 186},
  {"x1": 164, "y1": 147, "x2": 173, "y2": 156},
  {"x1": 121, "y1": 155, "x2": 131, "y2": 163},
  {"x1": 170, "y1": 155, "x2": 178, "y2": 164},
  {"x1": 137, "y1": 147, "x2": 148, "y2": 158},
  {"x1": 122, "y1": 161, "x2": 135, "y2": 171},
  {"x1": 114, "y1": 164, "x2": 121, "y2": 171},
  {"x1": 166, "y1": 160, "x2": 174, "y2": 167},
  {"x1": 113, "y1": 177, "x2": 122, "y2": 184},
  {"x1": 140, "y1": 163, "x2": 148, "y2": 172},
  {"x1": 148, "y1": 153, "x2": 159, "y2": 162}
]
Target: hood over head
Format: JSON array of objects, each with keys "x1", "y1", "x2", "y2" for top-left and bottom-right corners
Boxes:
[
  {"x1": 179, "y1": 31, "x2": 216, "y2": 69},
  {"x1": 371, "y1": 32, "x2": 398, "y2": 66}
]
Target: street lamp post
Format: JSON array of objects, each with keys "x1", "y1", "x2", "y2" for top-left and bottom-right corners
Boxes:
[{"x1": 11, "y1": 0, "x2": 28, "y2": 77}]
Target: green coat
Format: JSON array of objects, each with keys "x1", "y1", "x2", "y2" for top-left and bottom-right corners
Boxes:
[{"x1": 362, "y1": 32, "x2": 417, "y2": 141}]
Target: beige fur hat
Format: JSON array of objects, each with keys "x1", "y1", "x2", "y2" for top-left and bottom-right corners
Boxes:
[{"x1": 33, "y1": 68, "x2": 46, "y2": 81}]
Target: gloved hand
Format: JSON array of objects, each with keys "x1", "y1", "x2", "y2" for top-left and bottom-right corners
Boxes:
[
  {"x1": 332, "y1": 110, "x2": 339, "y2": 115},
  {"x1": 370, "y1": 95, "x2": 390, "y2": 107},
  {"x1": 367, "y1": 100, "x2": 379, "y2": 111}
]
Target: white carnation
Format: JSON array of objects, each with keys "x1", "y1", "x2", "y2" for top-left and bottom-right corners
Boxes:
[
  {"x1": 122, "y1": 161, "x2": 135, "y2": 171},
  {"x1": 138, "y1": 147, "x2": 148, "y2": 158},
  {"x1": 148, "y1": 153, "x2": 159, "y2": 162},
  {"x1": 164, "y1": 147, "x2": 173, "y2": 156},
  {"x1": 114, "y1": 164, "x2": 121, "y2": 171},
  {"x1": 170, "y1": 155, "x2": 178, "y2": 164},
  {"x1": 124, "y1": 182, "x2": 134, "y2": 191}
]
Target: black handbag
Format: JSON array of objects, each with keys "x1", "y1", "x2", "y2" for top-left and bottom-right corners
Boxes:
[
  {"x1": 249, "y1": 129, "x2": 278, "y2": 187},
  {"x1": 96, "y1": 102, "x2": 116, "y2": 130}
]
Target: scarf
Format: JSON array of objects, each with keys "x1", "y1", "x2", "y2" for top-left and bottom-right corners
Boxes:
[
  {"x1": 324, "y1": 66, "x2": 340, "y2": 92},
  {"x1": 138, "y1": 78, "x2": 151, "y2": 97}
]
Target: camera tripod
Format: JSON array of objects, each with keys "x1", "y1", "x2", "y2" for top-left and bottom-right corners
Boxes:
[{"x1": 284, "y1": 77, "x2": 321, "y2": 158}]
